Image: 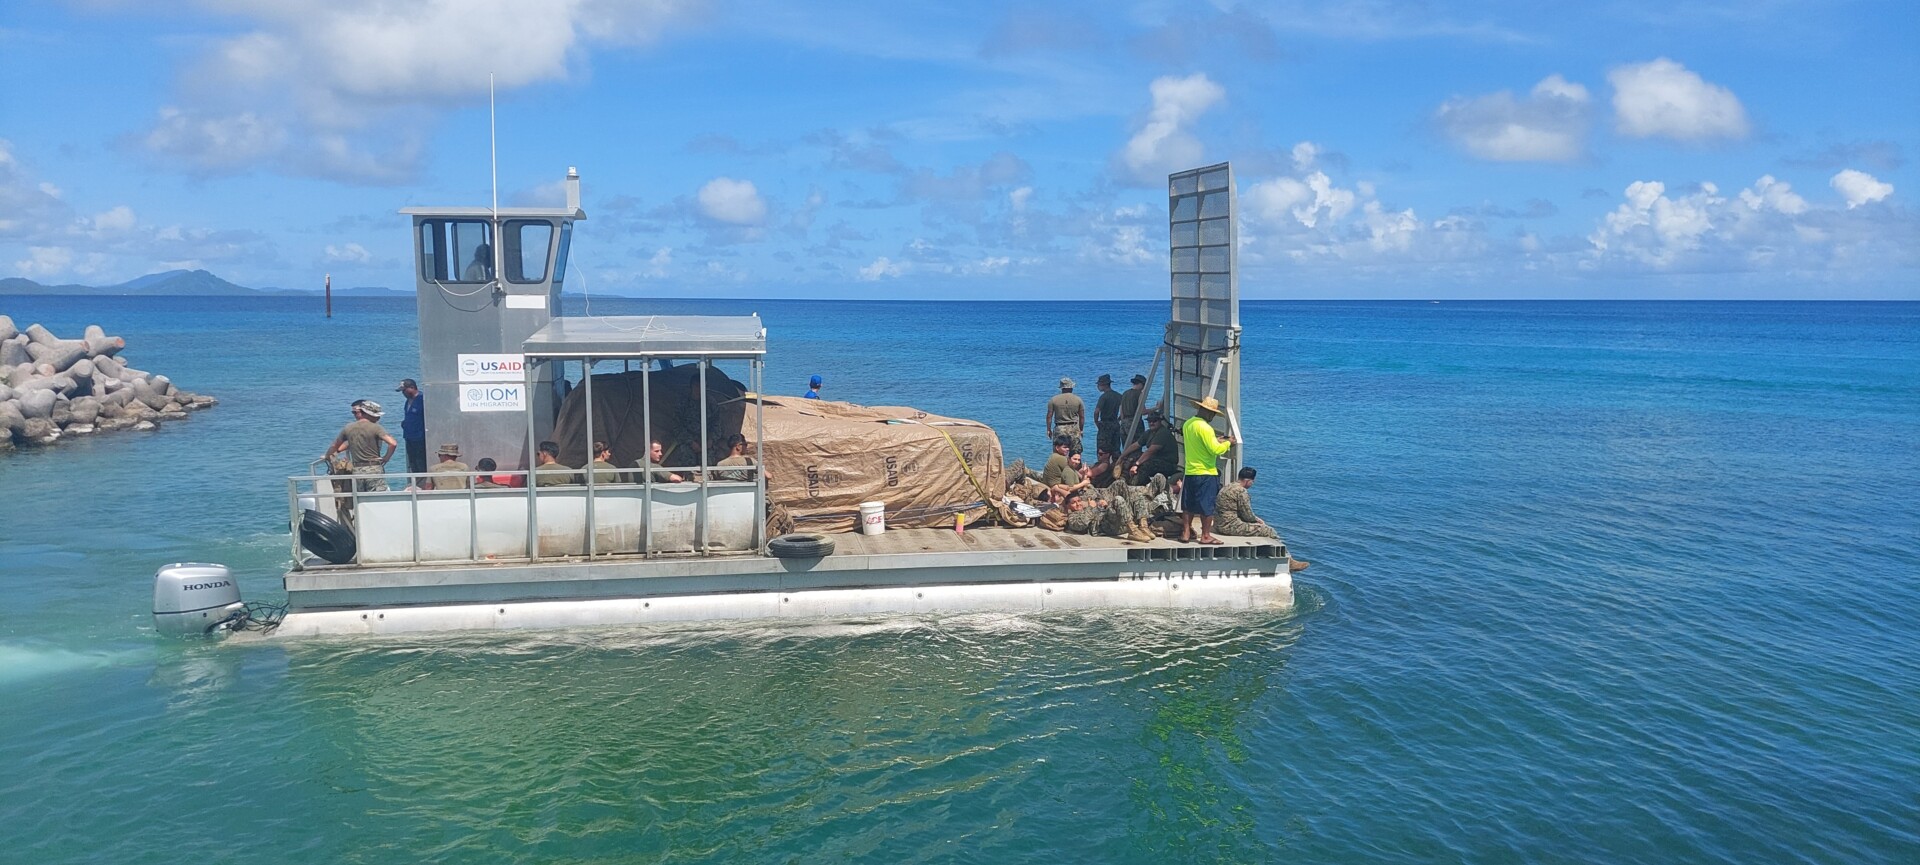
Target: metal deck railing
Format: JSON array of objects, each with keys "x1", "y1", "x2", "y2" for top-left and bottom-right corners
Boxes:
[{"x1": 288, "y1": 461, "x2": 765, "y2": 570}]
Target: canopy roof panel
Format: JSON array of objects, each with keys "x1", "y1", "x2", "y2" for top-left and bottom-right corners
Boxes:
[
  {"x1": 400, "y1": 206, "x2": 587, "y2": 220},
  {"x1": 522, "y1": 315, "x2": 766, "y2": 358}
]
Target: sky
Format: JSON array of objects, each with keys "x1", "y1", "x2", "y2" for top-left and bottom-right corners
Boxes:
[{"x1": 1, "y1": 0, "x2": 1915, "y2": 299}]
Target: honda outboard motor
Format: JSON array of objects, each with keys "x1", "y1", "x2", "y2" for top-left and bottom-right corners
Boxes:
[{"x1": 153, "y1": 563, "x2": 244, "y2": 636}]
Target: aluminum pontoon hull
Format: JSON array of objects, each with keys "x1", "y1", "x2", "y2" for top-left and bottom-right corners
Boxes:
[{"x1": 256, "y1": 528, "x2": 1295, "y2": 639}]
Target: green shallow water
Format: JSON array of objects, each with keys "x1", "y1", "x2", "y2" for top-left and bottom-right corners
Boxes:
[{"x1": 11, "y1": 614, "x2": 1314, "y2": 863}]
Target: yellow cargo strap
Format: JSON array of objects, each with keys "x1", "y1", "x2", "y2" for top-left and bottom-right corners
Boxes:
[{"x1": 911, "y1": 420, "x2": 1000, "y2": 525}]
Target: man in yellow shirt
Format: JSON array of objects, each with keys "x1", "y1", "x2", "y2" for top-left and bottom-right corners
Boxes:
[{"x1": 1179, "y1": 396, "x2": 1235, "y2": 544}]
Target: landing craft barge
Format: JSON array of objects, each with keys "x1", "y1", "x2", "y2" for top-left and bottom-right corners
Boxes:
[{"x1": 154, "y1": 163, "x2": 1297, "y2": 639}]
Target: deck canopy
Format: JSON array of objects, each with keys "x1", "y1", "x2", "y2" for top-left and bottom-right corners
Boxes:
[{"x1": 522, "y1": 315, "x2": 765, "y2": 359}]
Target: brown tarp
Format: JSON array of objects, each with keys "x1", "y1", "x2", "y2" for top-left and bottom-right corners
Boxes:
[{"x1": 550, "y1": 367, "x2": 1005, "y2": 532}]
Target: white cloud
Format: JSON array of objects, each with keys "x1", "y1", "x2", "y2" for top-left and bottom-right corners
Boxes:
[
  {"x1": 1009, "y1": 186, "x2": 1033, "y2": 211},
  {"x1": 1584, "y1": 174, "x2": 1915, "y2": 274},
  {"x1": 1362, "y1": 201, "x2": 1419, "y2": 252},
  {"x1": 857, "y1": 256, "x2": 904, "y2": 280},
  {"x1": 137, "y1": 0, "x2": 696, "y2": 182},
  {"x1": 1245, "y1": 172, "x2": 1356, "y2": 228},
  {"x1": 89, "y1": 206, "x2": 137, "y2": 234},
  {"x1": 1116, "y1": 73, "x2": 1225, "y2": 185},
  {"x1": 642, "y1": 247, "x2": 672, "y2": 278},
  {"x1": 1435, "y1": 74, "x2": 1591, "y2": 162},
  {"x1": 696, "y1": 177, "x2": 767, "y2": 225},
  {"x1": 14, "y1": 246, "x2": 73, "y2": 277},
  {"x1": 1738, "y1": 176, "x2": 1807, "y2": 215},
  {"x1": 323, "y1": 242, "x2": 371, "y2": 263},
  {"x1": 142, "y1": 108, "x2": 291, "y2": 172},
  {"x1": 972, "y1": 256, "x2": 1011, "y2": 275},
  {"x1": 1590, "y1": 180, "x2": 1718, "y2": 265},
  {"x1": 1608, "y1": 58, "x2": 1749, "y2": 142},
  {"x1": 1290, "y1": 141, "x2": 1320, "y2": 172},
  {"x1": 1831, "y1": 169, "x2": 1893, "y2": 209}
]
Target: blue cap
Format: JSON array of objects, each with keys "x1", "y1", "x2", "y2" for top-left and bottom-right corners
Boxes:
[{"x1": 809, "y1": 374, "x2": 822, "y2": 387}]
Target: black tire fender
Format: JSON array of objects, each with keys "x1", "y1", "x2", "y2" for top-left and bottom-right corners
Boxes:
[
  {"x1": 767, "y1": 532, "x2": 835, "y2": 559},
  {"x1": 300, "y1": 508, "x2": 358, "y2": 565}
]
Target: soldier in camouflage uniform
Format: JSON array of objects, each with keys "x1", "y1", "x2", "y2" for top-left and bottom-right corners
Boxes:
[
  {"x1": 1061, "y1": 485, "x2": 1154, "y2": 542},
  {"x1": 1214, "y1": 466, "x2": 1278, "y2": 539}
]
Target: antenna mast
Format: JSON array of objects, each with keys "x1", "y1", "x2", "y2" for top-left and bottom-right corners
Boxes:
[{"x1": 489, "y1": 73, "x2": 499, "y2": 219}]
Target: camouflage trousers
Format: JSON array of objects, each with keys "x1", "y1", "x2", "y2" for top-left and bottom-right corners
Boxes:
[
  {"x1": 1116, "y1": 476, "x2": 1169, "y2": 520},
  {"x1": 1065, "y1": 491, "x2": 1137, "y2": 537},
  {"x1": 1214, "y1": 514, "x2": 1277, "y2": 539},
  {"x1": 352, "y1": 464, "x2": 390, "y2": 492}
]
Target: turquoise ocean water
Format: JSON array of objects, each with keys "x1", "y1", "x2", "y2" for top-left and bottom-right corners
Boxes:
[{"x1": 1, "y1": 296, "x2": 1915, "y2": 863}]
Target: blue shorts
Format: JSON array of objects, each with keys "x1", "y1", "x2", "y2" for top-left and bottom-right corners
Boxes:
[{"x1": 1181, "y1": 473, "x2": 1220, "y2": 516}]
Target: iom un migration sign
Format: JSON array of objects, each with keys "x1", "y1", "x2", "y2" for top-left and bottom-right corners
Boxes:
[{"x1": 457, "y1": 353, "x2": 527, "y2": 412}]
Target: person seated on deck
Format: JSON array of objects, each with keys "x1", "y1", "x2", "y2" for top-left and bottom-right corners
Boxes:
[
  {"x1": 1040, "y1": 436, "x2": 1090, "y2": 501},
  {"x1": 1058, "y1": 487, "x2": 1155, "y2": 543},
  {"x1": 712, "y1": 434, "x2": 760, "y2": 482},
  {"x1": 1126, "y1": 411, "x2": 1181, "y2": 485},
  {"x1": 1085, "y1": 447, "x2": 1120, "y2": 488},
  {"x1": 426, "y1": 443, "x2": 469, "y2": 490},
  {"x1": 533, "y1": 440, "x2": 578, "y2": 486},
  {"x1": 472, "y1": 458, "x2": 504, "y2": 488},
  {"x1": 462, "y1": 243, "x2": 493, "y2": 282},
  {"x1": 632, "y1": 440, "x2": 686, "y2": 484},
  {"x1": 586, "y1": 441, "x2": 624, "y2": 484}
]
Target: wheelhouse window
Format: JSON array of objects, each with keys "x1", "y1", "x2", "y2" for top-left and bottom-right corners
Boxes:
[
  {"x1": 418, "y1": 219, "x2": 494, "y2": 284},
  {"x1": 504, "y1": 220, "x2": 554, "y2": 284}
]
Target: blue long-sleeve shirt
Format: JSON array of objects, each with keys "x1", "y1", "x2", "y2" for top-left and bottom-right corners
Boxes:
[{"x1": 401, "y1": 393, "x2": 424, "y2": 440}]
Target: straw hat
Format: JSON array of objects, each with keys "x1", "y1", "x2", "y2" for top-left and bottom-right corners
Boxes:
[{"x1": 1189, "y1": 396, "x2": 1223, "y2": 414}]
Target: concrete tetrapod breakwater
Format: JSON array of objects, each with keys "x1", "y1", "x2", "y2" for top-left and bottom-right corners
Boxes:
[{"x1": 0, "y1": 315, "x2": 216, "y2": 452}]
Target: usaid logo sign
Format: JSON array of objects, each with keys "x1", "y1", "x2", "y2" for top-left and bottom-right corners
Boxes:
[
  {"x1": 459, "y1": 384, "x2": 525, "y2": 412},
  {"x1": 458, "y1": 353, "x2": 526, "y2": 382}
]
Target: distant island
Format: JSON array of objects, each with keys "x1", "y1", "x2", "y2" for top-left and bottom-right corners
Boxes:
[{"x1": 0, "y1": 269, "x2": 408, "y2": 298}]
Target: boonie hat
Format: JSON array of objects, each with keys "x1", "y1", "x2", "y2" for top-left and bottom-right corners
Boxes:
[
  {"x1": 1131, "y1": 374, "x2": 1147, "y2": 385},
  {"x1": 358, "y1": 400, "x2": 385, "y2": 418},
  {"x1": 395, "y1": 378, "x2": 417, "y2": 391},
  {"x1": 1059, "y1": 377, "x2": 1074, "y2": 389},
  {"x1": 1096, "y1": 373, "x2": 1112, "y2": 385},
  {"x1": 437, "y1": 443, "x2": 460, "y2": 457}
]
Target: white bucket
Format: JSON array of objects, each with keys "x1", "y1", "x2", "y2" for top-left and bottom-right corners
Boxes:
[{"x1": 859, "y1": 501, "x2": 886, "y2": 535}]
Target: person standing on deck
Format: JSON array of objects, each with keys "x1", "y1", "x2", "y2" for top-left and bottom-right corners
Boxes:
[
  {"x1": 1179, "y1": 397, "x2": 1236, "y2": 545},
  {"x1": 804, "y1": 374, "x2": 823, "y2": 399},
  {"x1": 1093, "y1": 374, "x2": 1122, "y2": 457},
  {"x1": 327, "y1": 400, "x2": 396, "y2": 492},
  {"x1": 1119, "y1": 374, "x2": 1148, "y2": 439},
  {"x1": 396, "y1": 378, "x2": 426, "y2": 476},
  {"x1": 1046, "y1": 377, "x2": 1085, "y2": 455},
  {"x1": 425, "y1": 443, "x2": 469, "y2": 490}
]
